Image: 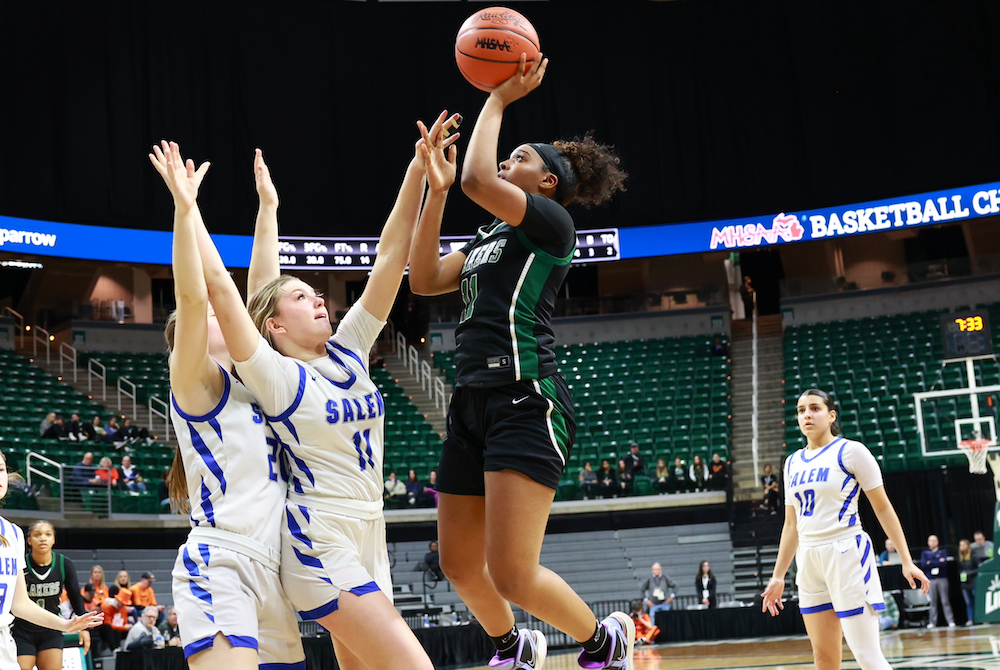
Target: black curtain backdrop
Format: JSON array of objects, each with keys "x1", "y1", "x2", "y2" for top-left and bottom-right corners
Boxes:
[{"x1": 1, "y1": 0, "x2": 1000, "y2": 238}]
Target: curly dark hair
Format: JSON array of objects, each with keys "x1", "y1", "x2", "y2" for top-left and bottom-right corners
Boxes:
[{"x1": 550, "y1": 132, "x2": 627, "y2": 207}]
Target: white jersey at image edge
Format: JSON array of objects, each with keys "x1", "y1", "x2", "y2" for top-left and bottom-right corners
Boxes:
[
  {"x1": 170, "y1": 368, "x2": 285, "y2": 552},
  {"x1": 784, "y1": 436, "x2": 884, "y2": 547},
  {"x1": 234, "y1": 303, "x2": 387, "y2": 509},
  {"x1": 0, "y1": 518, "x2": 23, "y2": 627}
]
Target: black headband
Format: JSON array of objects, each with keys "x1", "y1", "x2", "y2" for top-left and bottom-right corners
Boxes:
[{"x1": 529, "y1": 143, "x2": 569, "y2": 204}]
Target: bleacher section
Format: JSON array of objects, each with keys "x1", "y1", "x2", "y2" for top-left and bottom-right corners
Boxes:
[
  {"x1": 783, "y1": 301, "x2": 1000, "y2": 469},
  {"x1": 433, "y1": 336, "x2": 732, "y2": 498},
  {"x1": 78, "y1": 351, "x2": 170, "y2": 405}
]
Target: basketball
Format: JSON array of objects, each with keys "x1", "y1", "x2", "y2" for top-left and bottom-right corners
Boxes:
[{"x1": 455, "y1": 7, "x2": 540, "y2": 92}]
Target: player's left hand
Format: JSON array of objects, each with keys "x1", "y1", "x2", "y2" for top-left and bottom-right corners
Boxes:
[
  {"x1": 417, "y1": 110, "x2": 461, "y2": 194},
  {"x1": 149, "y1": 141, "x2": 210, "y2": 212},
  {"x1": 79, "y1": 629, "x2": 91, "y2": 655},
  {"x1": 66, "y1": 610, "x2": 104, "y2": 633},
  {"x1": 761, "y1": 577, "x2": 785, "y2": 617},
  {"x1": 254, "y1": 149, "x2": 279, "y2": 208},
  {"x1": 902, "y1": 563, "x2": 931, "y2": 594}
]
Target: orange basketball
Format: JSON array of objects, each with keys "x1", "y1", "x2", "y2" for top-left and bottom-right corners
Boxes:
[{"x1": 455, "y1": 7, "x2": 540, "y2": 92}]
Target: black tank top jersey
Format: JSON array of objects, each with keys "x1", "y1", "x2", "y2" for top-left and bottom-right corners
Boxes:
[
  {"x1": 16, "y1": 553, "x2": 85, "y2": 635},
  {"x1": 454, "y1": 193, "x2": 575, "y2": 386}
]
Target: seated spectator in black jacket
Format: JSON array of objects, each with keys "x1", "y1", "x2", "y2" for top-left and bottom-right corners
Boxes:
[
  {"x1": 666, "y1": 457, "x2": 690, "y2": 493},
  {"x1": 760, "y1": 463, "x2": 780, "y2": 513},
  {"x1": 625, "y1": 443, "x2": 645, "y2": 476},
  {"x1": 120, "y1": 417, "x2": 150, "y2": 445},
  {"x1": 41, "y1": 415, "x2": 68, "y2": 440},
  {"x1": 102, "y1": 416, "x2": 122, "y2": 445},
  {"x1": 597, "y1": 460, "x2": 616, "y2": 499},
  {"x1": 707, "y1": 453, "x2": 729, "y2": 491},
  {"x1": 423, "y1": 541, "x2": 444, "y2": 581},
  {"x1": 119, "y1": 455, "x2": 146, "y2": 492},
  {"x1": 579, "y1": 462, "x2": 598, "y2": 499},
  {"x1": 617, "y1": 460, "x2": 634, "y2": 496},
  {"x1": 654, "y1": 459, "x2": 670, "y2": 494},
  {"x1": 66, "y1": 413, "x2": 90, "y2": 441}
]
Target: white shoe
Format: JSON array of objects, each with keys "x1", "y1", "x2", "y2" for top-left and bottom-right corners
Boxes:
[
  {"x1": 578, "y1": 612, "x2": 635, "y2": 669},
  {"x1": 948, "y1": 622, "x2": 956, "y2": 627},
  {"x1": 488, "y1": 629, "x2": 547, "y2": 670}
]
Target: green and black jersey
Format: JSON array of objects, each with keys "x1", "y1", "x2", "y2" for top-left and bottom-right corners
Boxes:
[{"x1": 454, "y1": 193, "x2": 575, "y2": 387}]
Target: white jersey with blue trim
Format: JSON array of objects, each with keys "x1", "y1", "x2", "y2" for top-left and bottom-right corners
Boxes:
[
  {"x1": 234, "y1": 303, "x2": 386, "y2": 513},
  {"x1": 784, "y1": 436, "x2": 884, "y2": 547},
  {"x1": 0, "y1": 517, "x2": 23, "y2": 626},
  {"x1": 170, "y1": 367, "x2": 285, "y2": 552}
]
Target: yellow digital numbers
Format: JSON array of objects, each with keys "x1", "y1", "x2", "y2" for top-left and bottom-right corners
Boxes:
[{"x1": 955, "y1": 316, "x2": 984, "y2": 332}]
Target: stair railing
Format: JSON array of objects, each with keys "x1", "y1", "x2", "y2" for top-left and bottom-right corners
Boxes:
[
  {"x1": 118, "y1": 376, "x2": 138, "y2": 418},
  {"x1": 59, "y1": 342, "x2": 78, "y2": 382},
  {"x1": 751, "y1": 292, "x2": 760, "y2": 491},
  {"x1": 26, "y1": 452, "x2": 65, "y2": 515},
  {"x1": 31, "y1": 325, "x2": 53, "y2": 365},
  {"x1": 2, "y1": 307, "x2": 24, "y2": 348},
  {"x1": 88, "y1": 358, "x2": 107, "y2": 400},
  {"x1": 149, "y1": 394, "x2": 171, "y2": 441},
  {"x1": 433, "y1": 377, "x2": 447, "y2": 416}
]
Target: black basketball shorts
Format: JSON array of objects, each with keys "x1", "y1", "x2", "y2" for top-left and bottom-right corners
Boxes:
[
  {"x1": 436, "y1": 374, "x2": 576, "y2": 494},
  {"x1": 12, "y1": 623, "x2": 64, "y2": 655}
]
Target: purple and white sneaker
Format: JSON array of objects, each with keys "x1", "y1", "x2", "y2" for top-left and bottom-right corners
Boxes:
[
  {"x1": 577, "y1": 612, "x2": 635, "y2": 670},
  {"x1": 488, "y1": 629, "x2": 547, "y2": 670}
]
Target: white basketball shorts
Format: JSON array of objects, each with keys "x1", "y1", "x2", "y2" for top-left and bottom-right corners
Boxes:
[{"x1": 797, "y1": 530, "x2": 885, "y2": 618}]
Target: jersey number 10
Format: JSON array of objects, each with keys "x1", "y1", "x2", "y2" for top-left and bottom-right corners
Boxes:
[{"x1": 794, "y1": 489, "x2": 816, "y2": 517}]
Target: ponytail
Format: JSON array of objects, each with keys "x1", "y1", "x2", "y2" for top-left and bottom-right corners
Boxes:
[{"x1": 167, "y1": 449, "x2": 190, "y2": 514}]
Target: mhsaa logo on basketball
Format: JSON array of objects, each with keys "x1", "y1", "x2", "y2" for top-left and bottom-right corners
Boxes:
[
  {"x1": 986, "y1": 575, "x2": 1000, "y2": 615},
  {"x1": 476, "y1": 37, "x2": 512, "y2": 52}
]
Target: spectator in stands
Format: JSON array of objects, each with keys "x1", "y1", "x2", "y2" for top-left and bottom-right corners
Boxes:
[
  {"x1": 421, "y1": 469, "x2": 439, "y2": 508},
  {"x1": 708, "y1": 453, "x2": 728, "y2": 491},
  {"x1": 97, "y1": 585, "x2": 130, "y2": 654},
  {"x1": 879, "y1": 591, "x2": 900, "y2": 630},
  {"x1": 958, "y1": 538, "x2": 980, "y2": 625},
  {"x1": 616, "y1": 459, "x2": 633, "y2": 496},
  {"x1": 384, "y1": 472, "x2": 407, "y2": 505},
  {"x1": 67, "y1": 413, "x2": 89, "y2": 441},
  {"x1": 158, "y1": 607, "x2": 181, "y2": 647},
  {"x1": 102, "y1": 416, "x2": 124, "y2": 446},
  {"x1": 89, "y1": 416, "x2": 107, "y2": 441},
  {"x1": 641, "y1": 563, "x2": 676, "y2": 618},
  {"x1": 740, "y1": 275, "x2": 755, "y2": 319},
  {"x1": 114, "y1": 570, "x2": 135, "y2": 622},
  {"x1": 157, "y1": 467, "x2": 171, "y2": 511},
  {"x1": 710, "y1": 337, "x2": 727, "y2": 357},
  {"x1": 629, "y1": 600, "x2": 659, "y2": 645},
  {"x1": 130, "y1": 573, "x2": 164, "y2": 623},
  {"x1": 878, "y1": 539, "x2": 901, "y2": 566},
  {"x1": 118, "y1": 455, "x2": 146, "y2": 492},
  {"x1": 696, "y1": 560, "x2": 717, "y2": 609},
  {"x1": 120, "y1": 417, "x2": 151, "y2": 446},
  {"x1": 667, "y1": 457, "x2": 690, "y2": 494},
  {"x1": 39, "y1": 412, "x2": 56, "y2": 436},
  {"x1": 973, "y1": 531, "x2": 994, "y2": 563},
  {"x1": 579, "y1": 462, "x2": 598, "y2": 499},
  {"x1": 759, "y1": 463, "x2": 780, "y2": 513},
  {"x1": 404, "y1": 469, "x2": 423, "y2": 506},
  {"x1": 123, "y1": 606, "x2": 165, "y2": 650},
  {"x1": 423, "y1": 541, "x2": 445, "y2": 581},
  {"x1": 598, "y1": 459, "x2": 616, "y2": 498},
  {"x1": 921, "y1": 534, "x2": 955, "y2": 627},
  {"x1": 70, "y1": 453, "x2": 102, "y2": 491},
  {"x1": 654, "y1": 459, "x2": 670, "y2": 494},
  {"x1": 41, "y1": 414, "x2": 68, "y2": 440},
  {"x1": 95, "y1": 457, "x2": 120, "y2": 488},
  {"x1": 82, "y1": 565, "x2": 108, "y2": 612},
  {"x1": 625, "y1": 443, "x2": 645, "y2": 476},
  {"x1": 689, "y1": 455, "x2": 709, "y2": 491}
]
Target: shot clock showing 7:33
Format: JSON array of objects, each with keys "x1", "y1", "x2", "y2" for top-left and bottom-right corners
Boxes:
[
  {"x1": 277, "y1": 228, "x2": 621, "y2": 270},
  {"x1": 941, "y1": 310, "x2": 994, "y2": 360}
]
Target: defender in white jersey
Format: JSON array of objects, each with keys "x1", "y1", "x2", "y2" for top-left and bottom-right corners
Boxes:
[
  {"x1": 151, "y1": 143, "x2": 304, "y2": 670},
  {"x1": 762, "y1": 389, "x2": 929, "y2": 670},
  {"x1": 0, "y1": 453, "x2": 102, "y2": 667},
  {"x1": 197, "y1": 116, "x2": 459, "y2": 670}
]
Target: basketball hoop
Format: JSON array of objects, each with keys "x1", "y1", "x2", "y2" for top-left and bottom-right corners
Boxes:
[{"x1": 960, "y1": 439, "x2": 993, "y2": 474}]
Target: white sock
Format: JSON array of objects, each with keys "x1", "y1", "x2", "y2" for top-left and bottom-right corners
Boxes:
[{"x1": 840, "y1": 606, "x2": 892, "y2": 670}]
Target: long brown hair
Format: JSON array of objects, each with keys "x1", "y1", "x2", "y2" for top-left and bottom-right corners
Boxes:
[{"x1": 167, "y1": 457, "x2": 190, "y2": 515}]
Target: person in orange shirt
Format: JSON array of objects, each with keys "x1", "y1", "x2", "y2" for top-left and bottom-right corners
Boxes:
[
  {"x1": 97, "y1": 586, "x2": 130, "y2": 654},
  {"x1": 81, "y1": 566, "x2": 108, "y2": 612},
  {"x1": 629, "y1": 600, "x2": 660, "y2": 646},
  {"x1": 130, "y1": 573, "x2": 164, "y2": 624}
]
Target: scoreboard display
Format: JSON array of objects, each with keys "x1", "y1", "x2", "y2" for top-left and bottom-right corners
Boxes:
[
  {"x1": 941, "y1": 310, "x2": 994, "y2": 360},
  {"x1": 277, "y1": 228, "x2": 620, "y2": 270}
]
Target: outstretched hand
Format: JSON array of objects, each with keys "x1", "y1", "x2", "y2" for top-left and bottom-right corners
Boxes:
[
  {"x1": 66, "y1": 610, "x2": 104, "y2": 633},
  {"x1": 254, "y1": 148, "x2": 278, "y2": 207},
  {"x1": 417, "y1": 110, "x2": 461, "y2": 193},
  {"x1": 760, "y1": 577, "x2": 785, "y2": 617},
  {"x1": 148, "y1": 141, "x2": 210, "y2": 212},
  {"x1": 492, "y1": 53, "x2": 548, "y2": 107}
]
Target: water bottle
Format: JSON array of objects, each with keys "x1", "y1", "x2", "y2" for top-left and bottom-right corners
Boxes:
[{"x1": 422, "y1": 614, "x2": 430, "y2": 628}]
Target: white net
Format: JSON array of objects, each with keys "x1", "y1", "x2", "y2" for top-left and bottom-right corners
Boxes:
[{"x1": 960, "y1": 439, "x2": 993, "y2": 474}]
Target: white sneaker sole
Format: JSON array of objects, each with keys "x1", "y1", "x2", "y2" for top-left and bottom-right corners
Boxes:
[
  {"x1": 532, "y1": 629, "x2": 548, "y2": 669},
  {"x1": 608, "y1": 611, "x2": 635, "y2": 670}
]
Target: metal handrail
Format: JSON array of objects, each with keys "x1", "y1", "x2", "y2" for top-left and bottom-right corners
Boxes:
[
  {"x1": 59, "y1": 342, "x2": 77, "y2": 382},
  {"x1": 31, "y1": 325, "x2": 52, "y2": 365},
  {"x1": 26, "y1": 452, "x2": 65, "y2": 515},
  {"x1": 149, "y1": 394, "x2": 170, "y2": 441},
  {"x1": 118, "y1": 376, "x2": 137, "y2": 418},
  {"x1": 395, "y1": 331, "x2": 406, "y2": 359},
  {"x1": 88, "y1": 358, "x2": 107, "y2": 399},
  {"x1": 419, "y1": 360, "x2": 432, "y2": 393},
  {"x1": 407, "y1": 345, "x2": 419, "y2": 377},
  {"x1": 434, "y1": 377, "x2": 447, "y2": 417},
  {"x1": 2, "y1": 307, "x2": 24, "y2": 348}
]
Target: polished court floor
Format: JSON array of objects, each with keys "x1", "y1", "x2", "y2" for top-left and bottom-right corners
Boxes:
[{"x1": 463, "y1": 625, "x2": 1000, "y2": 670}]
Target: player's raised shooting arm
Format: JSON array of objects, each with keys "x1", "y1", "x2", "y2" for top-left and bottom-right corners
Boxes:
[{"x1": 248, "y1": 149, "x2": 280, "y2": 300}]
